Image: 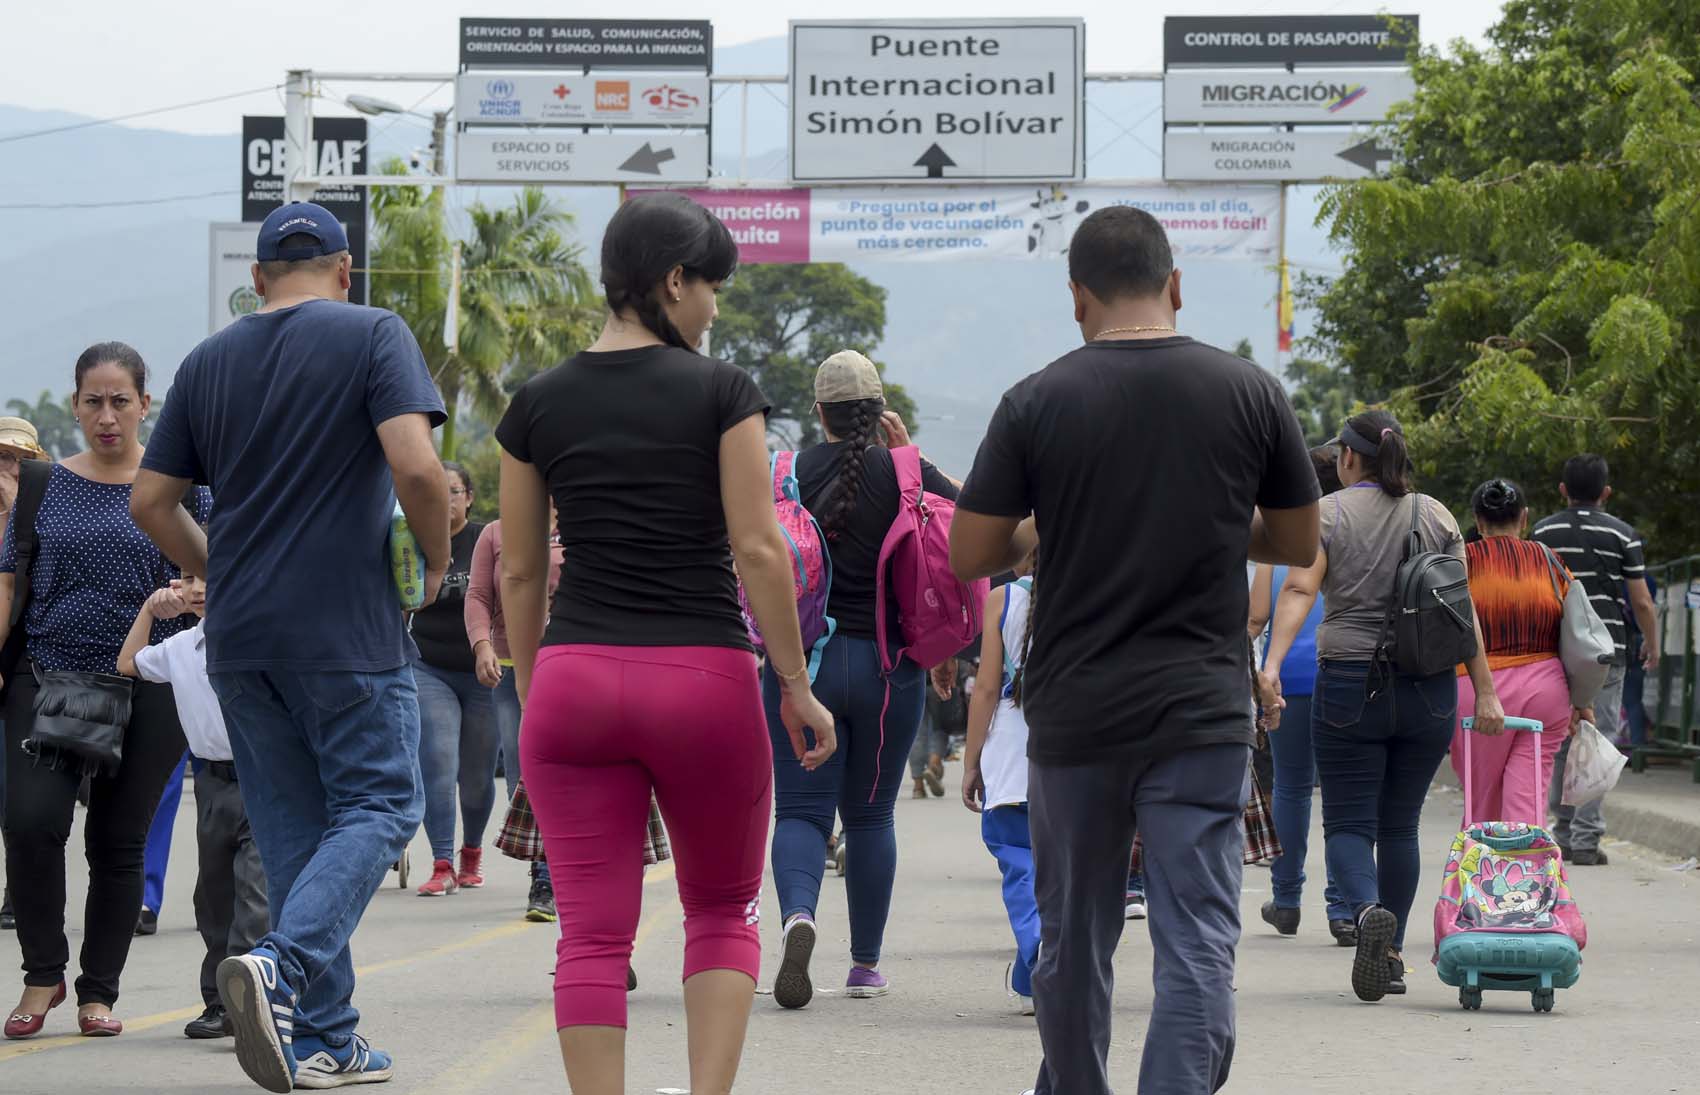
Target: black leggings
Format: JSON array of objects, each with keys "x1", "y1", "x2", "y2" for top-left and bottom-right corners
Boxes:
[{"x1": 3, "y1": 669, "x2": 187, "y2": 1007}]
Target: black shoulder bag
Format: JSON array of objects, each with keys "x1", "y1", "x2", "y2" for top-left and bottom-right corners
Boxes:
[{"x1": 1370, "y1": 494, "x2": 1478, "y2": 695}]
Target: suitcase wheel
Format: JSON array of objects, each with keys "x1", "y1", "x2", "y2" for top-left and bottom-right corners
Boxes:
[
  {"x1": 396, "y1": 850, "x2": 411, "y2": 889},
  {"x1": 1532, "y1": 988, "x2": 1555, "y2": 1013},
  {"x1": 1460, "y1": 986, "x2": 1483, "y2": 1011}
]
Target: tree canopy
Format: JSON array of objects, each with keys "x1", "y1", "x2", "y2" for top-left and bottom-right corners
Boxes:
[{"x1": 1311, "y1": 0, "x2": 1700, "y2": 553}]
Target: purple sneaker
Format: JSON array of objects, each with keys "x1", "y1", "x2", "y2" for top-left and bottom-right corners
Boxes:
[{"x1": 845, "y1": 966, "x2": 889, "y2": 999}]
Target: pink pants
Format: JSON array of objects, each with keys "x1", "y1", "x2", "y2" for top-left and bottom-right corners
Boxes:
[
  {"x1": 521, "y1": 644, "x2": 773, "y2": 1029},
  {"x1": 1453, "y1": 658, "x2": 1570, "y2": 828}
]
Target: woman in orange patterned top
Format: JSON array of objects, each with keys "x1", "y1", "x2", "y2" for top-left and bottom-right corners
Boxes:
[{"x1": 1453, "y1": 479, "x2": 1594, "y2": 826}]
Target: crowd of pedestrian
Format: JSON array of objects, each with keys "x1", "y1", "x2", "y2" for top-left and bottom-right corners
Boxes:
[{"x1": 0, "y1": 192, "x2": 1664, "y2": 1095}]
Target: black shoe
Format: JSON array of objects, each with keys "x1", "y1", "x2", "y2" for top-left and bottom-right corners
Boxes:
[
  {"x1": 184, "y1": 1003, "x2": 232, "y2": 1040},
  {"x1": 627, "y1": 965, "x2": 638, "y2": 992},
  {"x1": 1351, "y1": 907, "x2": 1398, "y2": 1003},
  {"x1": 525, "y1": 879, "x2": 557, "y2": 923},
  {"x1": 1260, "y1": 900, "x2": 1300, "y2": 936},
  {"x1": 1569, "y1": 848, "x2": 1609, "y2": 866},
  {"x1": 0, "y1": 889, "x2": 14, "y2": 930},
  {"x1": 135, "y1": 908, "x2": 158, "y2": 936},
  {"x1": 1385, "y1": 954, "x2": 1408, "y2": 996},
  {"x1": 1328, "y1": 919, "x2": 1357, "y2": 947}
]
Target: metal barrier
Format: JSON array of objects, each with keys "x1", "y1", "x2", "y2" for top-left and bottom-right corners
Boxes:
[{"x1": 1632, "y1": 554, "x2": 1700, "y2": 781}]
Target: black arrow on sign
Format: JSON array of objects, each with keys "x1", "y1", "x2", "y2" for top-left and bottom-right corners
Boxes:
[
  {"x1": 914, "y1": 143, "x2": 957, "y2": 179},
  {"x1": 1336, "y1": 138, "x2": 1394, "y2": 175},
  {"x1": 618, "y1": 143, "x2": 677, "y2": 175}
]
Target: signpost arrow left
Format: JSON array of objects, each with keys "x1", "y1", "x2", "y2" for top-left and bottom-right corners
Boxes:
[
  {"x1": 618, "y1": 143, "x2": 678, "y2": 175},
  {"x1": 914, "y1": 143, "x2": 957, "y2": 179},
  {"x1": 1335, "y1": 138, "x2": 1394, "y2": 174}
]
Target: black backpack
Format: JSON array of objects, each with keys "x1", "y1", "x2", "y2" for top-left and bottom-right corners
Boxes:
[{"x1": 1379, "y1": 494, "x2": 1477, "y2": 678}]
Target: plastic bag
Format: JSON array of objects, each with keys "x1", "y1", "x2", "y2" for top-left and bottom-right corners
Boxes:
[{"x1": 1561, "y1": 718, "x2": 1626, "y2": 807}]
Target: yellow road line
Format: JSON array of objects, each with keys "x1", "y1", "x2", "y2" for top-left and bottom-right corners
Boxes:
[{"x1": 0, "y1": 862, "x2": 678, "y2": 1066}]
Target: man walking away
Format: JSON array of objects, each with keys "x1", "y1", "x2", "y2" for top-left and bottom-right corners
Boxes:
[
  {"x1": 949, "y1": 206, "x2": 1320, "y2": 1095},
  {"x1": 1531, "y1": 454, "x2": 1658, "y2": 866},
  {"x1": 132, "y1": 203, "x2": 449, "y2": 1091}
]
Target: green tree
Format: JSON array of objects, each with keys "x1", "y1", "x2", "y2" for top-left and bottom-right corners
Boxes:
[
  {"x1": 712, "y1": 264, "x2": 917, "y2": 447},
  {"x1": 6, "y1": 391, "x2": 80, "y2": 458},
  {"x1": 371, "y1": 166, "x2": 599, "y2": 459},
  {"x1": 1284, "y1": 357, "x2": 1363, "y2": 447},
  {"x1": 1311, "y1": 0, "x2": 1700, "y2": 551}
]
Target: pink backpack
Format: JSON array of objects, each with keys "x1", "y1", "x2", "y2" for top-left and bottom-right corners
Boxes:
[
  {"x1": 874, "y1": 446, "x2": 987, "y2": 674},
  {"x1": 738, "y1": 451, "x2": 836, "y2": 682}
]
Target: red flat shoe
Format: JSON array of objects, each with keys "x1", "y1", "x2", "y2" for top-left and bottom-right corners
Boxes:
[
  {"x1": 78, "y1": 1012, "x2": 123, "y2": 1037},
  {"x1": 4, "y1": 981, "x2": 67, "y2": 1039}
]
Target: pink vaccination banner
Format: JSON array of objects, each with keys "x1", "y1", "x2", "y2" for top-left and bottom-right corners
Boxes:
[{"x1": 635, "y1": 188, "x2": 811, "y2": 264}]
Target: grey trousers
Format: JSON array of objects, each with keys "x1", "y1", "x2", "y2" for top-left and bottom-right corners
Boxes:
[
  {"x1": 193, "y1": 765, "x2": 268, "y2": 1006},
  {"x1": 1549, "y1": 663, "x2": 1625, "y2": 852},
  {"x1": 1029, "y1": 742, "x2": 1250, "y2": 1095}
]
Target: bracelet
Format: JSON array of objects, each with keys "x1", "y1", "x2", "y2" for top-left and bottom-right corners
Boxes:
[{"x1": 773, "y1": 662, "x2": 809, "y2": 685}]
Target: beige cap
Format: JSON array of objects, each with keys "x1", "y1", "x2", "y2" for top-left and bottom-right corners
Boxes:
[
  {"x1": 813, "y1": 350, "x2": 883, "y2": 404},
  {"x1": 0, "y1": 417, "x2": 45, "y2": 460}
]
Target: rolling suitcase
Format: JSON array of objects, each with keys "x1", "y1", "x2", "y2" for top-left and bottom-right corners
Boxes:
[{"x1": 1432, "y1": 717, "x2": 1587, "y2": 1013}]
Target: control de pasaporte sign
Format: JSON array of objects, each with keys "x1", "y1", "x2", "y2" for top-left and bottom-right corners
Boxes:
[
  {"x1": 459, "y1": 18, "x2": 712, "y2": 69},
  {"x1": 1164, "y1": 15, "x2": 1419, "y2": 67},
  {"x1": 789, "y1": 19, "x2": 1084, "y2": 184}
]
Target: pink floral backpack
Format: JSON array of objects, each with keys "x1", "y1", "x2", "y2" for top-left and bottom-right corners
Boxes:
[{"x1": 738, "y1": 451, "x2": 835, "y2": 681}]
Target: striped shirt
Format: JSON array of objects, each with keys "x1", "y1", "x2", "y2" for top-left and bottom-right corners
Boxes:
[
  {"x1": 1461, "y1": 537, "x2": 1568, "y2": 674},
  {"x1": 1530, "y1": 505, "x2": 1646, "y2": 656}
]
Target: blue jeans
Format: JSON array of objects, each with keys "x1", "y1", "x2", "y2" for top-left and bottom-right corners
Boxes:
[
  {"x1": 210, "y1": 667, "x2": 424, "y2": 1043},
  {"x1": 142, "y1": 751, "x2": 189, "y2": 914},
  {"x1": 493, "y1": 666, "x2": 548, "y2": 883},
  {"x1": 982, "y1": 803, "x2": 1039, "y2": 997},
  {"x1": 763, "y1": 634, "x2": 924, "y2": 965},
  {"x1": 1267, "y1": 694, "x2": 1349, "y2": 920},
  {"x1": 412, "y1": 658, "x2": 500, "y2": 863},
  {"x1": 1312, "y1": 661, "x2": 1456, "y2": 950}
]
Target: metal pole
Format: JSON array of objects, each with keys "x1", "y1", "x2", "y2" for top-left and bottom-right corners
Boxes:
[
  {"x1": 284, "y1": 69, "x2": 315, "y2": 203},
  {"x1": 739, "y1": 81, "x2": 749, "y2": 184},
  {"x1": 1276, "y1": 181, "x2": 1289, "y2": 360},
  {"x1": 431, "y1": 110, "x2": 448, "y2": 177}
]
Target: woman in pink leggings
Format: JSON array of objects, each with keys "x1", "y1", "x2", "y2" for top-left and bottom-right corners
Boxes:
[{"x1": 496, "y1": 192, "x2": 837, "y2": 1095}]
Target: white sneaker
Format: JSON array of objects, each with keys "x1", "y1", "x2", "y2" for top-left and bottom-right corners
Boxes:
[
  {"x1": 1005, "y1": 962, "x2": 1036, "y2": 1015},
  {"x1": 1018, "y1": 994, "x2": 1036, "y2": 1016},
  {"x1": 1125, "y1": 893, "x2": 1147, "y2": 920}
]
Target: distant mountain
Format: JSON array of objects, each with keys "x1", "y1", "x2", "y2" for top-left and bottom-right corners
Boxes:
[{"x1": 0, "y1": 35, "x2": 1337, "y2": 475}]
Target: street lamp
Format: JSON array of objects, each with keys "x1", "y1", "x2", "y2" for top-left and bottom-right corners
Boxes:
[{"x1": 345, "y1": 94, "x2": 449, "y2": 176}]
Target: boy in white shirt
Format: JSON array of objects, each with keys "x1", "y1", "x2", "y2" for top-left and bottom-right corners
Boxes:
[{"x1": 119, "y1": 576, "x2": 266, "y2": 1042}]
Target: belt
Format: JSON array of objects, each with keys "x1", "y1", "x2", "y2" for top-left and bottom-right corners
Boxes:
[{"x1": 205, "y1": 760, "x2": 240, "y2": 782}]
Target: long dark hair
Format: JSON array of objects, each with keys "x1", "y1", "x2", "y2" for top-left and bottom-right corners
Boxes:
[
  {"x1": 1009, "y1": 548, "x2": 1039, "y2": 709},
  {"x1": 601, "y1": 192, "x2": 738, "y2": 352},
  {"x1": 815, "y1": 397, "x2": 885, "y2": 541},
  {"x1": 1342, "y1": 409, "x2": 1413, "y2": 498}
]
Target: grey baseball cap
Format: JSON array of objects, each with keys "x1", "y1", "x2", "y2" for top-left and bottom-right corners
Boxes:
[{"x1": 813, "y1": 350, "x2": 883, "y2": 403}]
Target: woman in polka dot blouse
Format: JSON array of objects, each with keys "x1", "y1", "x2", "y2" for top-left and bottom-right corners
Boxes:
[{"x1": 0, "y1": 342, "x2": 210, "y2": 1039}]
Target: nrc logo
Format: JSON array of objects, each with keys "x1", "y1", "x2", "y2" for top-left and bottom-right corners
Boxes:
[{"x1": 595, "y1": 81, "x2": 630, "y2": 111}]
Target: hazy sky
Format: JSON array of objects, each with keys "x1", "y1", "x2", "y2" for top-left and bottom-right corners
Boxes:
[{"x1": 3, "y1": 1, "x2": 1503, "y2": 134}]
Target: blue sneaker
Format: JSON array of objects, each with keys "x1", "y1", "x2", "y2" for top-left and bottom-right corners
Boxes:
[
  {"x1": 293, "y1": 1033, "x2": 394, "y2": 1088},
  {"x1": 217, "y1": 946, "x2": 298, "y2": 1093}
]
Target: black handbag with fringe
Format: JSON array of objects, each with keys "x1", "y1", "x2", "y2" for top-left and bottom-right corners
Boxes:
[{"x1": 24, "y1": 663, "x2": 133, "y2": 776}]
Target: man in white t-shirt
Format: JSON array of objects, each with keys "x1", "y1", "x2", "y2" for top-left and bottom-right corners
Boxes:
[{"x1": 119, "y1": 576, "x2": 266, "y2": 1043}]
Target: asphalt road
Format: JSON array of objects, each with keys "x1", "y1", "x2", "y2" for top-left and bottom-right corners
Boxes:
[{"x1": 1, "y1": 774, "x2": 1694, "y2": 1093}]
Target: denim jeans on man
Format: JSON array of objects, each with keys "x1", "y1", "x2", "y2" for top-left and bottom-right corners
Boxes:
[
  {"x1": 1549, "y1": 662, "x2": 1625, "y2": 854},
  {"x1": 1311, "y1": 661, "x2": 1456, "y2": 950},
  {"x1": 907, "y1": 709, "x2": 950, "y2": 780},
  {"x1": 210, "y1": 667, "x2": 423, "y2": 1043},
  {"x1": 1029, "y1": 742, "x2": 1249, "y2": 1095},
  {"x1": 1267, "y1": 694, "x2": 1348, "y2": 921},
  {"x1": 412, "y1": 658, "x2": 499, "y2": 863},
  {"x1": 762, "y1": 634, "x2": 923, "y2": 965},
  {"x1": 493, "y1": 667, "x2": 549, "y2": 883}
]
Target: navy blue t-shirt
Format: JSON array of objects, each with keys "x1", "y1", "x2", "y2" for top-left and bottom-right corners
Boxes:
[{"x1": 141, "y1": 300, "x2": 446, "y2": 673}]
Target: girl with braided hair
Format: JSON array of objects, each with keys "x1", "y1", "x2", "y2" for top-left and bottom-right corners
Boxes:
[{"x1": 765, "y1": 350, "x2": 964, "y2": 1010}]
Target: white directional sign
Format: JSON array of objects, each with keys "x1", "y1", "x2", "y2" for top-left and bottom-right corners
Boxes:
[
  {"x1": 456, "y1": 72, "x2": 711, "y2": 126},
  {"x1": 789, "y1": 18, "x2": 1085, "y2": 184},
  {"x1": 456, "y1": 130, "x2": 710, "y2": 184},
  {"x1": 1163, "y1": 68, "x2": 1415, "y2": 125},
  {"x1": 1163, "y1": 129, "x2": 1393, "y2": 182}
]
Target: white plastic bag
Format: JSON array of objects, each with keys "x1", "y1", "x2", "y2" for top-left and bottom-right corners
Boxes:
[{"x1": 1561, "y1": 719, "x2": 1627, "y2": 807}]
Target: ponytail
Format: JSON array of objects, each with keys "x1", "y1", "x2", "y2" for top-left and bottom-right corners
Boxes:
[
  {"x1": 1009, "y1": 549, "x2": 1039, "y2": 709},
  {"x1": 816, "y1": 398, "x2": 884, "y2": 540},
  {"x1": 1341, "y1": 409, "x2": 1413, "y2": 498}
]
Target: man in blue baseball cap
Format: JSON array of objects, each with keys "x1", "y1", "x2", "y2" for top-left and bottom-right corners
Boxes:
[{"x1": 131, "y1": 201, "x2": 448, "y2": 1091}]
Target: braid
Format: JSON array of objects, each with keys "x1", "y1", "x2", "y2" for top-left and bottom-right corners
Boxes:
[
  {"x1": 1010, "y1": 550, "x2": 1040, "y2": 709},
  {"x1": 817, "y1": 398, "x2": 883, "y2": 541}
]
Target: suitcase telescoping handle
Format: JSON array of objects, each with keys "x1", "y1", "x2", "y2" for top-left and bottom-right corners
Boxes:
[{"x1": 1459, "y1": 716, "x2": 1544, "y2": 829}]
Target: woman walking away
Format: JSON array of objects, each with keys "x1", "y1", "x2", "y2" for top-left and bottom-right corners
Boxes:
[
  {"x1": 465, "y1": 514, "x2": 565, "y2": 921},
  {"x1": 961, "y1": 549, "x2": 1039, "y2": 1017},
  {"x1": 1263, "y1": 409, "x2": 1504, "y2": 1004},
  {"x1": 1452, "y1": 479, "x2": 1581, "y2": 826},
  {"x1": 1249, "y1": 445, "x2": 1354, "y2": 945},
  {"x1": 0, "y1": 343, "x2": 209, "y2": 1038},
  {"x1": 765, "y1": 350, "x2": 961, "y2": 1010},
  {"x1": 497, "y1": 191, "x2": 835, "y2": 1095},
  {"x1": 411, "y1": 461, "x2": 499, "y2": 897}
]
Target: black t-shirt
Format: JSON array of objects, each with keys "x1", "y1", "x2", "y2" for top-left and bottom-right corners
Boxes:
[
  {"x1": 495, "y1": 346, "x2": 770, "y2": 651},
  {"x1": 956, "y1": 336, "x2": 1318, "y2": 766},
  {"x1": 412, "y1": 520, "x2": 484, "y2": 673},
  {"x1": 794, "y1": 443, "x2": 958, "y2": 641}
]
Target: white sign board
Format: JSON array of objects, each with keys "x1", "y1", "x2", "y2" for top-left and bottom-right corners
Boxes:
[
  {"x1": 456, "y1": 130, "x2": 710, "y2": 183},
  {"x1": 789, "y1": 19, "x2": 1084, "y2": 183},
  {"x1": 1163, "y1": 68, "x2": 1414, "y2": 125},
  {"x1": 209, "y1": 223, "x2": 263, "y2": 334},
  {"x1": 456, "y1": 72, "x2": 711, "y2": 126},
  {"x1": 1164, "y1": 129, "x2": 1391, "y2": 182}
]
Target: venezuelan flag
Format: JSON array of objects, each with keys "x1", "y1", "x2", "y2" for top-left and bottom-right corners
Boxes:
[{"x1": 1277, "y1": 260, "x2": 1294, "y2": 354}]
